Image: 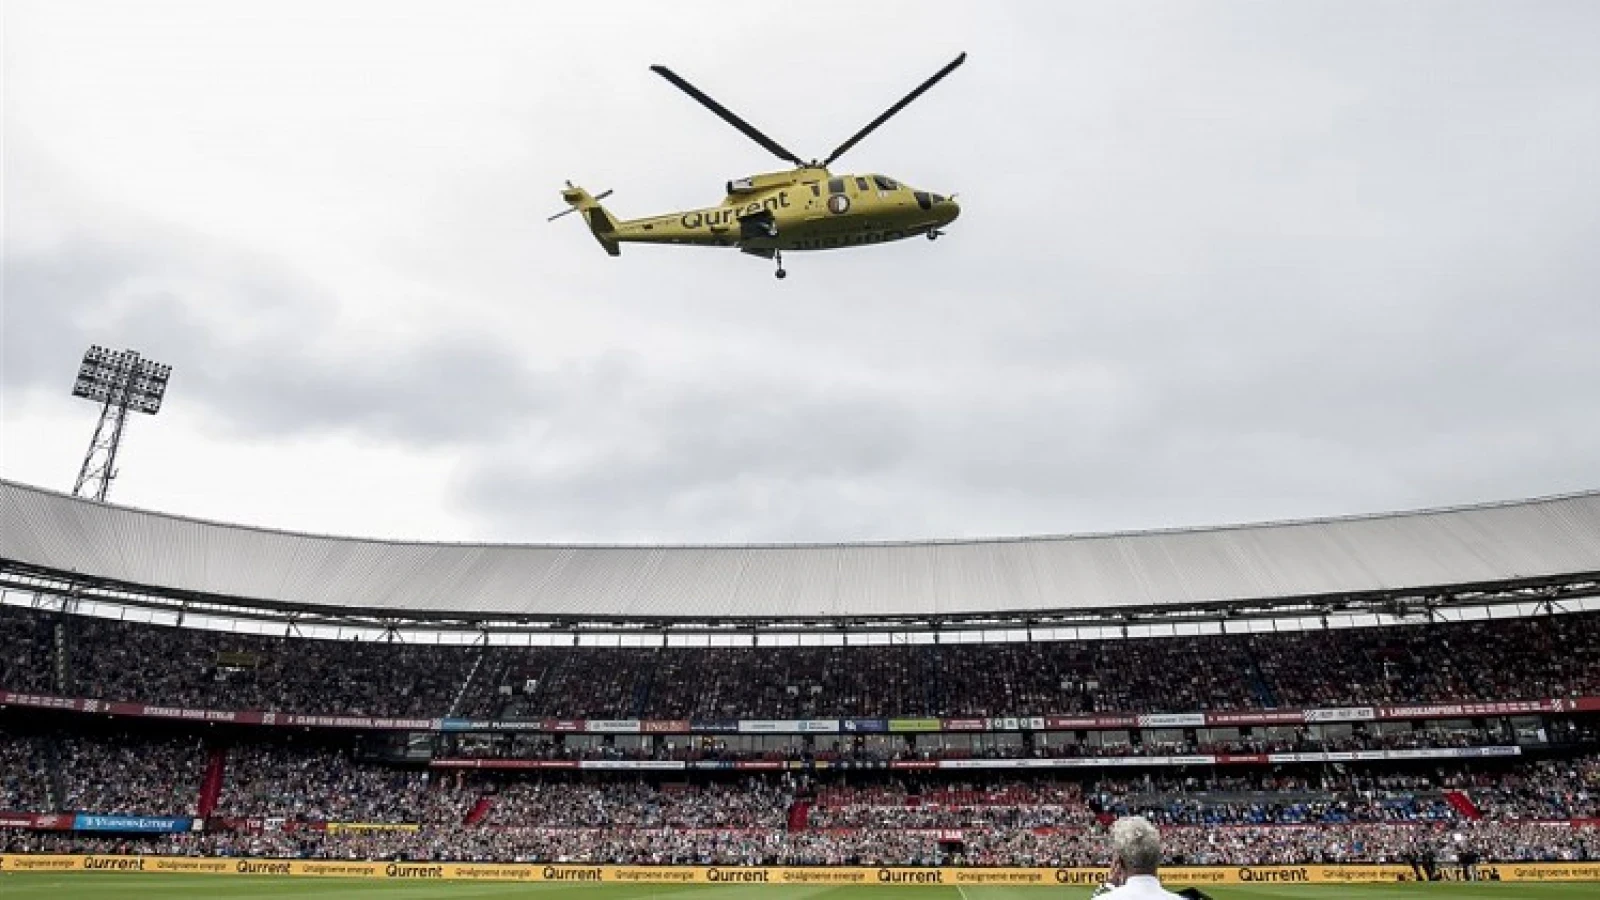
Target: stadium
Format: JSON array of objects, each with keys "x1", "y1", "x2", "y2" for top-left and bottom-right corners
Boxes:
[
  {"x1": 3, "y1": 478, "x2": 1600, "y2": 898},
  {"x1": 7, "y1": 4, "x2": 1600, "y2": 900}
]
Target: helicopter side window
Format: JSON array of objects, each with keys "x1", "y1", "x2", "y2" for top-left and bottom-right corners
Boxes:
[
  {"x1": 872, "y1": 175, "x2": 898, "y2": 191},
  {"x1": 828, "y1": 178, "x2": 846, "y2": 194},
  {"x1": 854, "y1": 177, "x2": 870, "y2": 192},
  {"x1": 809, "y1": 183, "x2": 820, "y2": 197}
]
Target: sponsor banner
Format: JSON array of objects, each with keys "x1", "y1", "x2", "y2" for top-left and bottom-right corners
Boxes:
[
  {"x1": 489, "y1": 720, "x2": 547, "y2": 732},
  {"x1": 690, "y1": 719, "x2": 741, "y2": 734},
  {"x1": 941, "y1": 718, "x2": 987, "y2": 731},
  {"x1": 323, "y1": 822, "x2": 421, "y2": 832},
  {"x1": 256, "y1": 713, "x2": 437, "y2": 730},
  {"x1": 729, "y1": 719, "x2": 838, "y2": 734},
  {"x1": 578, "y1": 760, "x2": 686, "y2": 771},
  {"x1": 1267, "y1": 746, "x2": 1520, "y2": 764},
  {"x1": 940, "y1": 758, "x2": 1083, "y2": 770},
  {"x1": 426, "y1": 749, "x2": 1516, "y2": 772},
  {"x1": 1378, "y1": 699, "x2": 1558, "y2": 720},
  {"x1": 130, "y1": 705, "x2": 249, "y2": 724},
  {"x1": 1043, "y1": 715, "x2": 1138, "y2": 730},
  {"x1": 641, "y1": 719, "x2": 691, "y2": 733},
  {"x1": 290, "y1": 861, "x2": 384, "y2": 877},
  {"x1": 843, "y1": 718, "x2": 889, "y2": 733},
  {"x1": 887, "y1": 718, "x2": 942, "y2": 732},
  {"x1": 72, "y1": 814, "x2": 193, "y2": 833},
  {"x1": 1, "y1": 858, "x2": 1594, "y2": 884},
  {"x1": 205, "y1": 817, "x2": 264, "y2": 833},
  {"x1": 739, "y1": 720, "x2": 802, "y2": 733},
  {"x1": 949, "y1": 868, "x2": 1054, "y2": 885},
  {"x1": 1303, "y1": 706, "x2": 1377, "y2": 723},
  {"x1": 1456, "y1": 745, "x2": 1523, "y2": 758},
  {"x1": 147, "y1": 857, "x2": 237, "y2": 874},
  {"x1": 427, "y1": 759, "x2": 580, "y2": 770},
  {"x1": 1206, "y1": 709, "x2": 1307, "y2": 726},
  {"x1": 439, "y1": 718, "x2": 488, "y2": 732},
  {"x1": 1136, "y1": 713, "x2": 1206, "y2": 728},
  {"x1": 1500, "y1": 863, "x2": 1600, "y2": 882},
  {"x1": 0, "y1": 812, "x2": 73, "y2": 830},
  {"x1": 7, "y1": 687, "x2": 1597, "y2": 736},
  {"x1": 586, "y1": 720, "x2": 641, "y2": 734}
]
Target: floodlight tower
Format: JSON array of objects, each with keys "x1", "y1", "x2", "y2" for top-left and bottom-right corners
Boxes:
[{"x1": 70, "y1": 345, "x2": 172, "y2": 502}]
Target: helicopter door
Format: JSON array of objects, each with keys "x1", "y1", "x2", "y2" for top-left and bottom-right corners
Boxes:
[{"x1": 822, "y1": 177, "x2": 854, "y2": 220}]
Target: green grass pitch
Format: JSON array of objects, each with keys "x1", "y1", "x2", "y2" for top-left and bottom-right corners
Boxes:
[{"x1": 0, "y1": 878, "x2": 1595, "y2": 899}]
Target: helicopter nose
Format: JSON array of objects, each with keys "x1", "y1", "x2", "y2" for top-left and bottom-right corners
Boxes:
[{"x1": 933, "y1": 194, "x2": 960, "y2": 225}]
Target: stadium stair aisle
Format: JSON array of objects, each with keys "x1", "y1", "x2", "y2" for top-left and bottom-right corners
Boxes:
[
  {"x1": 1243, "y1": 641, "x2": 1278, "y2": 708},
  {"x1": 40, "y1": 735, "x2": 66, "y2": 812},
  {"x1": 1443, "y1": 789, "x2": 1483, "y2": 820},
  {"x1": 196, "y1": 746, "x2": 227, "y2": 818},
  {"x1": 447, "y1": 648, "x2": 490, "y2": 717},
  {"x1": 786, "y1": 799, "x2": 810, "y2": 832}
]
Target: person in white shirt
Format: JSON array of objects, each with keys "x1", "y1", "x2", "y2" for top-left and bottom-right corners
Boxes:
[{"x1": 1092, "y1": 816, "x2": 1187, "y2": 900}]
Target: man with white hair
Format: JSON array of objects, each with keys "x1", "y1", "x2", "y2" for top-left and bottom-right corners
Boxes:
[{"x1": 1091, "y1": 816, "x2": 1186, "y2": 899}]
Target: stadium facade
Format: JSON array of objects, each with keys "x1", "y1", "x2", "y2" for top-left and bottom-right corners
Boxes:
[
  {"x1": 3, "y1": 478, "x2": 1598, "y2": 639},
  {"x1": 4, "y1": 477, "x2": 1600, "y2": 876}
]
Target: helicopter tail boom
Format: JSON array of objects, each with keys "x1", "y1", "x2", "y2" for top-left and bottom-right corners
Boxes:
[{"x1": 557, "y1": 184, "x2": 621, "y2": 256}]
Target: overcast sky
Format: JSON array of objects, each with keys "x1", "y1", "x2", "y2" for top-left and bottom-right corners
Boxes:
[{"x1": 3, "y1": 1, "x2": 1597, "y2": 544}]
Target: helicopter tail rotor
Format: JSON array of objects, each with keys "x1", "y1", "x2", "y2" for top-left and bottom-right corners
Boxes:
[{"x1": 552, "y1": 182, "x2": 621, "y2": 256}]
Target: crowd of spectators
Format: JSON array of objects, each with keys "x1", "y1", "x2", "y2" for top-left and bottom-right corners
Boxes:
[
  {"x1": 215, "y1": 744, "x2": 467, "y2": 824},
  {"x1": 4, "y1": 606, "x2": 1599, "y2": 719},
  {"x1": 481, "y1": 777, "x2": 790, "y2": 829},
  {"x1": 63, "y1": 615, "x2": 474, "y2": 717},
  {"x1": 5, "y1": 820, "x2": 1595, "y2": 866},
  {"x1": 808, "y1": 781, "x2": 1095, "y2": 830},
  {"x1": 0, "y1": 605, "x2": 56, "y2": 695},
  {"x1": 46, "y1": 733, "x2": 203, "y2": 816},
  {"x1": 0, "y1": 731, "x2": 52, "y2": 811},
  {"x1": 1459, "y1": 756, "x2": 1600, "y2": 821},
  {"x1": 6, "y1": 725, "x2": 1600, "y2": 827}
]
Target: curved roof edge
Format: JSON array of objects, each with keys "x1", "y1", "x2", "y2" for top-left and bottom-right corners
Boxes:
[{"x1": 3, "y1": 479, "x2": 1599, "y2": 624}]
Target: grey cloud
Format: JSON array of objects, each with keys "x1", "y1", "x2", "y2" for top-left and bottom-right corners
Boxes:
[
  {"x1": 5, "y1": 2, "x2": 1600, "y2": 544},
  {"x1": 3, "y1": 235, "x2": 550, "y2": 447}
]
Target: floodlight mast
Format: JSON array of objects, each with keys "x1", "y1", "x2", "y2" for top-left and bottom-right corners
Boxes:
[{"x1": 70, "y1": 346, "x2": 171, "y2": 502}]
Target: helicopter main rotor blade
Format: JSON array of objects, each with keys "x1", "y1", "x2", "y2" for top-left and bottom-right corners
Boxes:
[
  {"x1": 822, "y1": 52, "x2": 967, "y2": 168},
  {"x1": 650, "y1": 65, "x2": 808, "y2": 168}
]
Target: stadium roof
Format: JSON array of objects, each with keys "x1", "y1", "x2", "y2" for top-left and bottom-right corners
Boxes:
[{"x1": 2, "y1": 479, "x2": 1599, "y2": 628}]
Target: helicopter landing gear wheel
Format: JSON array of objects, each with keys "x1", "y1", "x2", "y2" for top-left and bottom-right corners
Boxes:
[
  {"x1": 773, "y1": 251, "x2": 787, "y2": 280},
  {"x1": 927, "y1": 229, "x2": 943, "y2": 241}
]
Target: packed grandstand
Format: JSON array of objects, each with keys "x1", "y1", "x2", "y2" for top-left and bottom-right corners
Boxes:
[{"x1": 2, "y1": 480, "x2": 1599, "y2": 872}]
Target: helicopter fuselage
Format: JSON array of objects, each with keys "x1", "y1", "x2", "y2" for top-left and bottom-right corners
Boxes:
[{"x1": 606, "y1": 168, "x2": 960, "y2": 254}]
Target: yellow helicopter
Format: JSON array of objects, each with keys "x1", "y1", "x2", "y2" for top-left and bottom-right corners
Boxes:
[{"x1": 552, "y1": 53, "x2": 966, "y2": 279}]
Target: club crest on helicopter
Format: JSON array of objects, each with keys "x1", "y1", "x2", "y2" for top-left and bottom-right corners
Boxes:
[{"x1": 550, "y1": 53, "x2": 966, "y2": 279}]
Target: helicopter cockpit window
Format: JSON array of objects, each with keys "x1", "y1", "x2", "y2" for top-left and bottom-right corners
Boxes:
[
  {"x1": 872, "y1": 175, "x2": 899, "y2": 191},
  {"x1": 828, "y1": 177, "x2": 846, "y2": 194}
]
